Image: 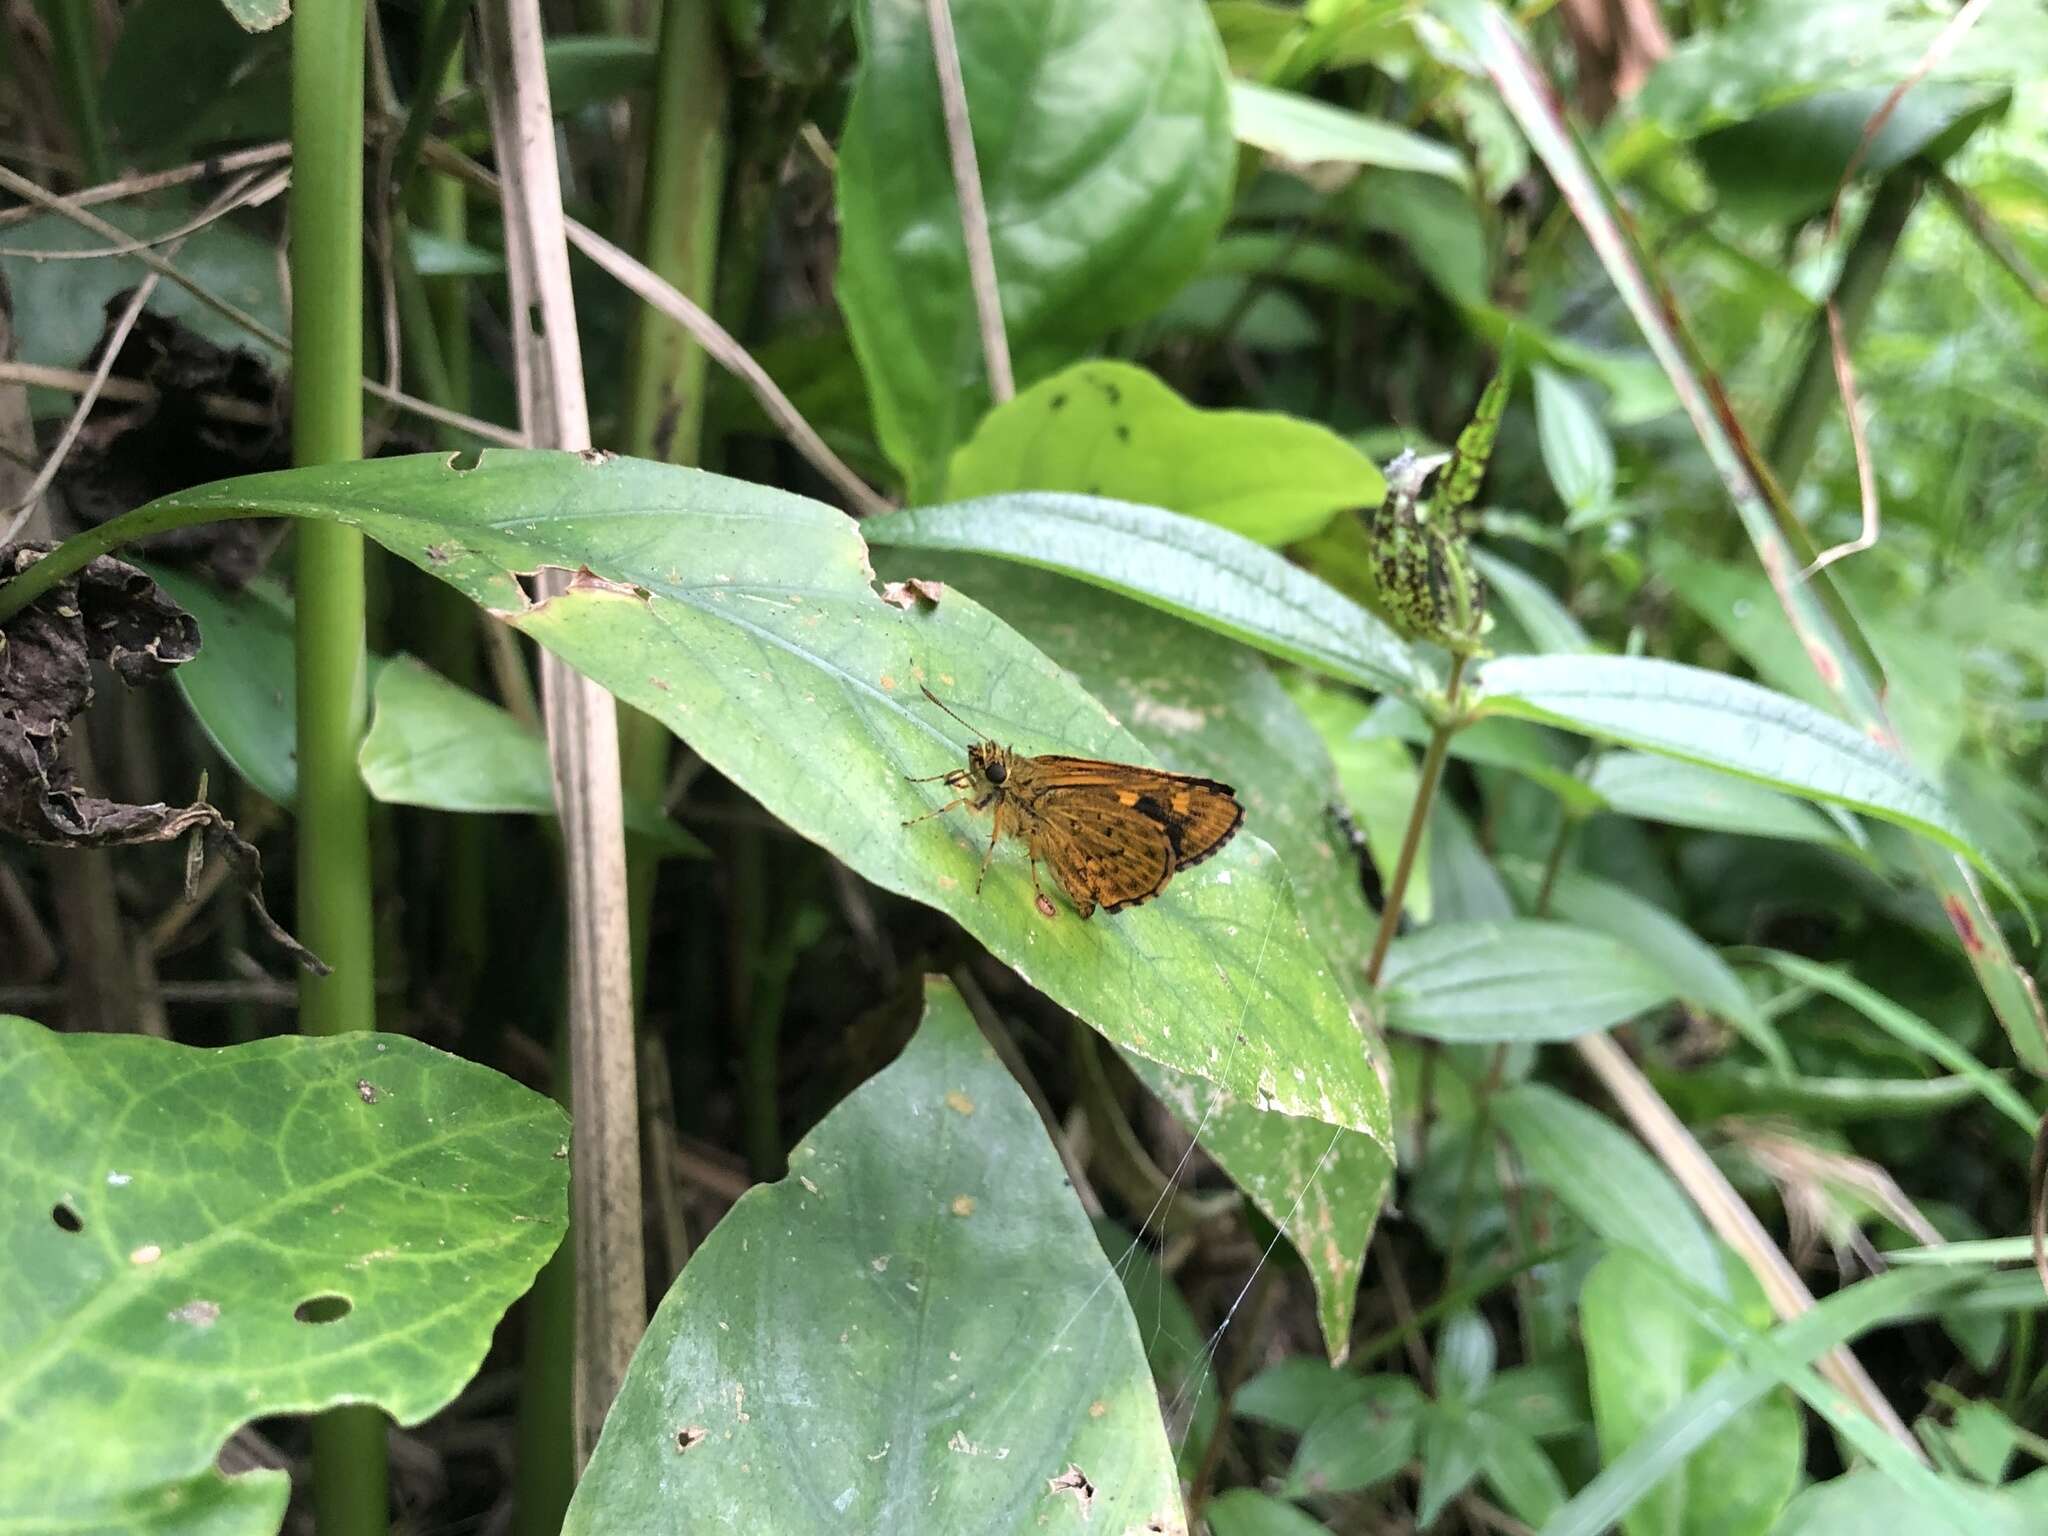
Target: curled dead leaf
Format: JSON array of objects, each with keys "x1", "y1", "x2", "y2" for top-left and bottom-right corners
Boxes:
[{"x1": 0, "y1": 545, "x2": 325, "y2": 973}]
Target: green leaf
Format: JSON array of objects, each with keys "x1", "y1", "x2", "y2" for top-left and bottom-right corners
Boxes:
[
  {"x1": 1477, "y1": 1417, "x2": 1568, "y2": 1527},
  {"x1": 1417, "y1": 1400, "x2": 1487, "y2": 1525},
  {"x1": 1472, "y1": 550, "x2": 1592, "y2": 656},
  {"x1": 562, "y1": 978, "x2": 1185, "y2": 1534},
  {"x1": 1492, "y1": 1083, "x2": 1720, "y2": 1291},
  {"x1": 1579, "y1": 1249, "x2": 1802, "y2": 1536},
  {"x1": 867, "y1": 492, "x2": 1425, "y2": 697},
  {"x1": 0, "y1": 201, "x2": 286, "y2": 408},
  {"x1": 1230, "y1": 79, "x2": 1471, "y2": 186},
  {"x1": 836, "y1": 0, "x2": 1234, "y2": 493},
  {"x1": 1283, "y1": 1376, "x2": 1425, "y2": 1496},
  {"x1": 1635, "y1": 4, "x2": 2045, "y2": 140},
  {"x1": 0, "y1": 1018, "x2": 568, "y2": 1527},
  {"x1": 143, "y1": 566, "x2": 299, "y2": 805},
  {"x1": 1532, "y1": 365, "x2": 1616, "y2": 526},
  {"x1": 1378, "y1": 920, "x2": 1675, "y2": 1043},
  {"x1": 881, "y1": 555, "x2": 1394, "y2": 1358},
  {"x1": 1584, "y1": 751, "x2": 1860, "y2": 850},
  {"x1": 1093, "y1": 1220, "x2": 1217, "y2": 1481},
  {"x1": 149, "y1": 453, "x2": 1390, "y2": 1142},
  {"x1": 32, "y1": 1471, "x2": 291, "y2": 1536},
  {"x1": 1437, "y1": 0, "x2": 2048, "y2": 1072},
  {"x1": 1751, "y1": 952, "x2": 2037, "y2": 1137},
  {"x1": 1204, "y1": 1489, "x2": 1332, "y2": 1536},
  {"x1": 1502, "y1": 863, "x2": 1789, "y2": 1073},
  {"x1": 360, "y1": 658, "x2": 704, "y2": 854},
  {"x1": 1694, "y1": 84, "x2": 2005, "y2": 225},
  {"x1": 1542, "y1": 1266, "x2": 2033, "y2": 1536},
  {"x1": 943, "y1": 360, "x2": 1386, "y2": 546},
  {"x1": 1474, "y1": 656, "x2": 2019, "y2": 912},
  {"x1": 1236, "y1": 1356, "x2": 1363, "y2": 1436},
  {"x1": 1122, "y1": 1053, "x2": 1390, "y2": 1366},
  {"x1": 1777, "y1": 1468, "x2": 2048, "y2": 1536},
  {"x1": 101, "y1": 3, "x2": 289, "y2": 168}
]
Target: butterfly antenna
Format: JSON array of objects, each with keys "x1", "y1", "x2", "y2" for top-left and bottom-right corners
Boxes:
[{"x1": 918, "y1": 683, "x2": 987, "y2": 743}]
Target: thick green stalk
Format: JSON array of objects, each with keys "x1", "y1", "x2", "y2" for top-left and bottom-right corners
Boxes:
[
  {"x1": 292, "y1": 1, "x2": 386, "y2": 1531},
  {"x1": 618, "y1": 0, "x2": 728, "y2": 986},
  {"x1": 34, "y1": 0, "x2": 109, "y2": 183}
]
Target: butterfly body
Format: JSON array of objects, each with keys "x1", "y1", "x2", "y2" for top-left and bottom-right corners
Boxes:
[{"x1": 906, "y1": 691, "x2": 1244, "y2": 919}]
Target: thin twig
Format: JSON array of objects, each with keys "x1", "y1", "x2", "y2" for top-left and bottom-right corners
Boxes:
[
  {"x1": 1573, "y1": 1031, "x2": 1925, "y2": 1454},
  {"x1": 0, "y1": 162, "x2": 525, "y2": 448},
  {"x1": 0, "y1": 166, "x2": 288, "y2": 259},
  {"x1": 0, "y1": 142, "x2": 293, "y2": 231},
  {"x1": 1, "y1": 272, "x2": 161, "y2": 541},
  {"x1": 478, "y1": 0, "x2": 643, "y2": 1469},
  {"x1": 418, "y1": 140, "x2": 888, "y2": 514},
  {"x1": 1801, "y1": 0, "x2": 1994, "y2": 579},
  {"x1": 0, "y1": 361, "x2": 275, "y2": 425},
  {"x1": 923, "y1": 0, "x2": 1013, "y2": 403}
]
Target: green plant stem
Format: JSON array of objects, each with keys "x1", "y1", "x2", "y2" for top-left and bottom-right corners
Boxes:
[
  {"x1": 292, "y1": 1, "x2": 386, "y2": 1530},
  {"x1": 34, "y1": 0, "x2": 109, "y2": 183},
  {"x1": 1364, "y1": 653, "x2": 1470, "y2": 986},
  {"x1": 619, "y1": 0, "x2": 728, "y2": 992},
  {"x1": 1764, "y1": 168, "x2": 1921, "y2": 492}
]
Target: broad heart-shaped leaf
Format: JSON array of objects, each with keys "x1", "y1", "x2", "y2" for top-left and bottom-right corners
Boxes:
[
  {"x1": 943, "y1": 360, "x2": 1385, "y2": 546},
  {"x1": 836, "y1": 0, "x2": 1233, "y2": 495},
  {"x1": 1473, "y1": 655, "x2": 2020, "y2": 912},
  {"x1": 147, "y1": 453, "x2": 1388, "y2": 1142},
  {"x1": 1580, "y1": 1249, "x2": 1801, "y2": 1536},
  {"x1": 1377, "y1": 920, "x2": 1675, "y2": 1043},
  {"x1": 892, "y1": 552, "x2": 1391, "y2": 1362},
  {"x1": 562, "y1": 978, "x2": 1186, "y2": 1535},
  {"x1": 1229, "y1": 79, "x2": 1471, "y2": 186},
  {"x1": 0, "y1": 1017, "x2": 568, "y2": 1524},
  {"x1": 866, "y1": 492, "x2": 1426, "y2": 698}
]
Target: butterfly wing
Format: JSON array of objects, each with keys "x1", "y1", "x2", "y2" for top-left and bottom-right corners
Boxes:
[
  {"x1": 1024, "y1": 758, "x2": 1245, "y2": 872},
  {"x1": 1031, "y1": 786, "x2": 1178, "y2": 918}
]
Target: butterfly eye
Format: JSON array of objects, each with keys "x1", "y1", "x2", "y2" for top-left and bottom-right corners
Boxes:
[{"x1": 985, "y1": 759, "x2": 1007, "y2": 785}]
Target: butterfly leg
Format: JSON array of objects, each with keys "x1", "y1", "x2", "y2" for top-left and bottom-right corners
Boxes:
[
  {"x1": 973, "y1": 815, "x2": 1002, "y2": 893},
  {"x1": 901, "y1": 795, "x2": 972, "y2": 828}
]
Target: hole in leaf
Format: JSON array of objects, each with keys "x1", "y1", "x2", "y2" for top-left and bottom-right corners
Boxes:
[
  {"x1": 675, "y1": 1424, "x2": 708, "y2": 1453},
  {"x1": 294, "y1": 1294, "x2": 353, "y2": 1324},
  {"x1": 51, "y1": 1203, "x2": 83, "y2": 1233},
  {"x1": 447, "y1": 448, "x2": 483, "y2": 473}
]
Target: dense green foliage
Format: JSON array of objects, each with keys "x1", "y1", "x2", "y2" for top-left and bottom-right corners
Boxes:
[{"x1": 2, "y1": 1, "x2": 2046, "y2": 1533}]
